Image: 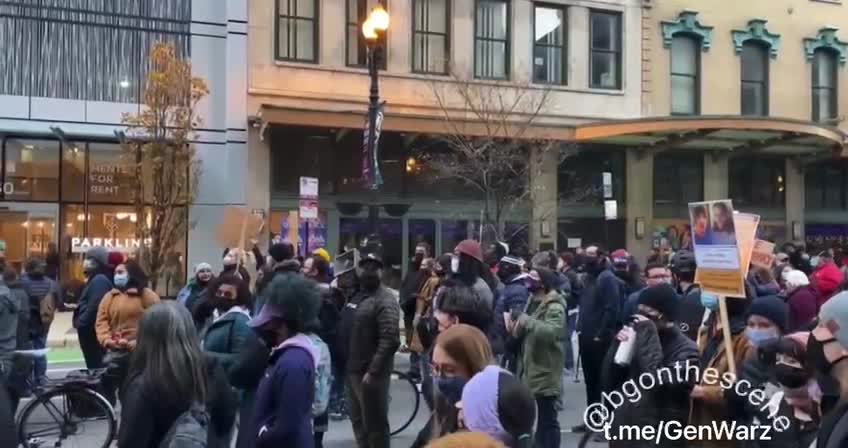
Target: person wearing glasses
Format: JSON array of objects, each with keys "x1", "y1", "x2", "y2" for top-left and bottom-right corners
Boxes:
[{"x1": 621, "y1": 262, "x2": 673, "y2": 322}]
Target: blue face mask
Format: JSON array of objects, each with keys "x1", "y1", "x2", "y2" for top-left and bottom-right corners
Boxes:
[
  {"x1": 114, "y1": 273, "x2": 129, "y2": 288},
  {"x1": 700, "y1": 293, "x2": 719, "y2": 311},
  {"x1": 745, "y1": 328, "x2": 778, "y2": 347},
  {"x1": 435, "y1": 376, "x2": 467, "y2": 404}
]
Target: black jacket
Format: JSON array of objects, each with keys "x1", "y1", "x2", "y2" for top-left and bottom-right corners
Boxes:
[
  {"x1": 0, "y1": 385, "x2": 15, "y2": 448},
  {"x1": 578, "y1": 269, "x2": 624, "y2": 340},
  {"x1": 345, "y1": 286, "x2": 401, "y2": 376},
  {"x1": 818, "y1": 401, "x2": 848, "y2": 448},
  {"x1": 400, "y1": 268, "x2": 425, "y2": 314},
  {"x1": 678, "y1": 284, "x2": 706, "y2": 341},
  {"x1": 118, "y1": 356, "x2": 238, "y2": 448},
  {"x1": 603, "y1": 323, "x2": 699, "y2": 448}
]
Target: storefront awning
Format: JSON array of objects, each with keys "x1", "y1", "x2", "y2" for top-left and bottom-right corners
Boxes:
[{"x1": 574, "y1": 116, "x2": 848, "y2": 162}]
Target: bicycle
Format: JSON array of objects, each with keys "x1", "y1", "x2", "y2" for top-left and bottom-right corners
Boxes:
[
  {"x1": 388, "y1": 369, "x2": 421, "y2": 436},
  {"x1": 16, "y1": 368, "x2": 117, "y2": 448}
]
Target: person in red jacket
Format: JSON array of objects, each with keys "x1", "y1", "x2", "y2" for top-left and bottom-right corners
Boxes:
[{"x1": 812, "y1": 251, "x2": 844, "y2": 310}]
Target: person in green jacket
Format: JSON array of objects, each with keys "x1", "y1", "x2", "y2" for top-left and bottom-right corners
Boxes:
[{"x1": 506, "y1": 267, "x2": 566, "y2": 448}]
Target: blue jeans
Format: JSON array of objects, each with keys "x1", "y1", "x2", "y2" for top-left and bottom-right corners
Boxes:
[
  {"x1": 32, "y1": 335, "x2": 47, "y2": 380},
  {"x1": 535, "y1": 395, "x2": 560, "y2": 448},
  {"x1": 564, "y1": 312, "x2": 576, "y2": 370}
]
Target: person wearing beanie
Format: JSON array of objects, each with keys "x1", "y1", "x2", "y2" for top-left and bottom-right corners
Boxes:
[
  {"x1": 73, "y1": 245, "x2": 115, "y2": 370},
  {"x1": 453, "y1": 240, "x2": 494, "y2": 310},
  {"x1": 808, "y1": 291, "x2": 848, "y2": 446},
  {"x1": 492, "y1": 256, "x2": 529, "y2": 366},
  {"x1": 602, "y1": 283, "x2": 698, "y2": 448},
  {"x1": 177, "y1": 262, "x2": 215, "y2": 311},
  {"x1": 505, "y1": 268, "x2": 566, "y2": 448},
  {"x1": 460, "y1": 365, "x2": 536, "y2": 448},
  {"x1": 256, "y1": 242, "x2": 301, "y2": 299},
  {"x1": 784, "y1": 270, "x2": 819, "y2": 332},
  {"x1": 747, "y1": 296, "x2": 788, "y2": 346}
]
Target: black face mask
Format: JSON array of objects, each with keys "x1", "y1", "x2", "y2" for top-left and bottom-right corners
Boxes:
[
  {"x1": 807, "y1": 336, "x2": 848, "y2": 375},
  {"x1": 774, "y1": 363, "x2": 810, "y2": 389},
  {"x1": 360, "y1": 272, "x2": 381, "y2": 292},
  {"x1": 413, "y1": 254, "x2": 424, "y2": 266},
  {"x1": 586, "y1": 258, "x2": 604, "y2": 275}
]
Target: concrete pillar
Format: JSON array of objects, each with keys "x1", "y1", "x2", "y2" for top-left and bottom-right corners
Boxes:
[
  {"x1": 785, "y1": 159, "x2": 805, "y2": 243},
  {"x1": 703, "y1": 154, "x2": 728, "y2": 200},
  {"x1": 568, "y1": 7, "x2": 589, "y2": 88},
  {"x1": 530, "y1": 146, "x2": 559, "y2": 251},
  {"x1": 247, "y1": 126, "x2": 272, "y2": 246},
  {"x1": 625, "y1": 149, "x2": 653, "y2": 263}
]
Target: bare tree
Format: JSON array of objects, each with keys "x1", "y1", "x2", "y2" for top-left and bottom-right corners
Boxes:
[
  {"x1": 419, "y1": 72, "x2": 574, "y2": 244},
  {"x1": 121, "y1": 42, "x2": 208, "y2": 290}
]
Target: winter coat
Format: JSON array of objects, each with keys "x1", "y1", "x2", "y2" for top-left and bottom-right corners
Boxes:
[
  {"x1": 400, "y1": 268, "x2": 426, "y2": 314},
  {"x1": 177, "y1": 279, "x2": 209, "y2": 312},
  {"x1": 345, "y1": 286, "x2": 401, "y2": 377},
  {"x1": 255, "y1": 260, "x2": 301, "y2": 305},
  {"x1": 677, "y1": 284, "x2": 706, "y2": 341},
  {"x1": 0, "y1": 385, "x2": 15, "y2": 448},
  {"x1": 73, "y1": 273, "x2": 113, "y2": 329},
  {"x1": 491, "y1": 275, "x2": 529, "y2": 357},
  {"x1": 471, "y1": 277, "x2": 494, "y2": 310},
  {"x1": 95, "y1": 288, "x2": 160, "y2": 348},
  {"x1": 118, "y1": 356, "x2": 238, "y2": 448},
  {"x1": 604, "y1": 323, "x2": 699, "y2": 448},
  {"x1": 0, "y1": 283, "x2": 20, "y2": 370},
  {"x1": 578, "y1": 269, "x2": 624, "y2": 341},
  {"x1": 817, "y1": 401, "x2": 848, "y2": 448},
  {"x1": 813, "y1": 261, "x2": 844, "y2": 308},
  {"x1": 515, "y1": 291, "x2": 567, "y2": 397},
  {"x1": 315, "y1": 283, "x2": 341, "y2": 366},
  {"x1": 786, "y1": 285, "x2": 819, "y2": 332},
  {"x1": 227, "y1": 335, "x2": 271, "y2": 448},
  {"x1": 690, "y1": 318, "x2": 758, "y2": 448},
  {"x1": 201, "y1": 306, "x2": 255, "y2": 374},
  {"x1": 252, "y1": 334, "x2": 319, "y2": 448},
  {"x1": 21, "y1": 274, "x2": 58, "y2": 338}
]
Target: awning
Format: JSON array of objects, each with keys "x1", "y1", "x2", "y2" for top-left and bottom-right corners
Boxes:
[{"x1": 574, "y1": 116, "x2": 848, "y2": 162}]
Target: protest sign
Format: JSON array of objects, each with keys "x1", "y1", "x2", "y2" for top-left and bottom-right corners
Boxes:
[
  {"x1": 216, "y1": 206, "x2": 264, "y2": 249},
  {"x1": 751, "y1": 239, "x2": 776, "y2": 270},
  {"x1": 690, "y1": 200, "x2": 746, "y2": 298}
]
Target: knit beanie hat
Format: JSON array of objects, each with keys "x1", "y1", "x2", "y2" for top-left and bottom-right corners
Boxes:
[
  {"x1": 107, "y1": 252, "x2": 125, "y2": 268},
  {"x1": 456, "y1": 240, "x2": 484, "y2": 263},
  {"x1": 638, "y1": 284, "x2": 680, "y2": 321},
  {"x1": 194, "y1": 262, "x2": 213, "y2": 274},
  {"x1": 85, "y1": 246, "x2": 109, "y2": 267},
  {"x1": 268, "y1": 242, "x2": 295, "y2": 263},
  {"x1": 749, "y1": 295, "x2": 789, "y2": 333},
  {"x1": 784, "y1": 270, "x2": 810, "y2": 289},
  {"x1": 819, "y1": 291, "x2": 848, "y2": 349}
]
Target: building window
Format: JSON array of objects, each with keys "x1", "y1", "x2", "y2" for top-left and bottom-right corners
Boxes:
[
  {"x1": 558, "y1": 150, "x2": 626, "y2": 204},
  {"x1": 412, "y1": 0, "x2": 450, "y2": 74},
  {"x1": 670, "y1": 35, "x2": 700, "y2": 115},
  {"x1": 474, "y1": 0, "x2": 510, "y2": 80},
  {"x1": 347, "y1": 0, "x2": 387, "y2": 68},
  {"x1": 653, "y1": 154, "x2": 703, "y2": 216},
  {"x1": 0, "y1": 1, "x2": 190, "y2": 103},
  {"x1": 806, "y1": 161, "x2": 848, "y2": 210},
  {"x1": 589, "y1": 10, "x2": 621, "y2": 89},
  {"x1": 533, "y1": 4, "x2": 566, "y2": 85},
  {"x1": 275, "y1": 0, "x2": 319, "y2": 62},
  {"x1": 740, "y1": 42, "x2": 769, "y2": 116},
  {"x1": 729, "y1": 157, "x2": 785, "y2": 207},
  {"x1": 813, "y1": 49, "x2": 838, "y2": 123},
  {"x1": 2, "y1": 139, "x2": 60, "y2": 202}
]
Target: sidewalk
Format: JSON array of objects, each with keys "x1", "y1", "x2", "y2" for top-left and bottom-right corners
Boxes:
[{"x1": 47, "y1": 311, "x2": 79, "y2": 348}]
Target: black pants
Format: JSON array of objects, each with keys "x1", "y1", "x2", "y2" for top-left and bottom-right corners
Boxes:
[
  {"x1": 579, "y1": 335, "x2": 609, "y2": 407},
  {"x1": 535, "y1": 395, "x2": 560, "y2": 448},
  {"x1": 77, "y1": 326, "x2": 104, "y2": 370},
  {"x1": 346, "y1": 372, "x2": 390, "y2": 448}
]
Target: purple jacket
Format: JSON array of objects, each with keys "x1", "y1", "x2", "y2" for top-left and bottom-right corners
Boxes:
[
  {"x1": 787, "y1": 285, "x2": 819, "y2": 332},
  {"x1": 252, "y1": 334, "x2": 319, "y2": 448}
]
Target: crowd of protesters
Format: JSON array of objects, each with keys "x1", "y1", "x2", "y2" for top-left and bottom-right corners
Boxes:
[{"x1": 7, "y1": 235, "x2": 848, "y2": 448}]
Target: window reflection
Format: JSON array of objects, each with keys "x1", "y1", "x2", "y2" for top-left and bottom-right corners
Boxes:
[{"x1": 3, "y1": 139, "x2": 60, "y2": 201}]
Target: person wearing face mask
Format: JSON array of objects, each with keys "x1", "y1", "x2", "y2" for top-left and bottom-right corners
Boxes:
[
  {"x1": 574, "y1": 245, "x2": 625, "y2": 433},
  {"x1": 247, "y1": 274, "x2": 322, "y2": 448},
  {"x1": 95, "y1": 261, "x2": 160, "y2": 403},
  {"x1": 452, "y1": 240, "x2": 495, "y2": 310},
  {"x1": 690, "y1": 288, "x2": 757, "y2": 448},
  {"x1": 491, "y1": 256, "x2": 529, "y2": 369},
  {"x1": 669, "y1": 250, "x2": 706, "y2": 341},
  {"x1": 784, "y1": 270, "x2": 819, "y2": 332},
  {"x1": 505, "y1": 268, "x2": 566, "y2": 448},
  {"x1": 610, "y1": 249, "x2": 644, "y2": 298},
  {"x1": 344, "y1": 252, "x2": 400, "y2": 448},
  {"x1": 73, "y1": 246, "x2": 115, "y2": 370},
  {"x1": 401, "y1": 243, "x2": 431, "y2": 350},
  {"x1": 602, "y1": 283, "x2": 698, "y2": 448},
  {"x1": 460, "y1": 365, "x2": 537, "y2": 448},
  {"x1": 621, "y1": 263, "x2": 673, "y2": 326},
  {"x1": 328, "y1": 264, "x2": 359, "y2": 421},
  {"x1": 177, "y1": 262, "x2": 214, "y2": 311}
]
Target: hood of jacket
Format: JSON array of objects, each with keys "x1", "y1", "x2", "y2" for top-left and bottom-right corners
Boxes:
[
  {"x1": 273, "y1": 333, "x2": 320, "y2": 370},
  {"x1": 274, "y1": 259, "x2": 302, "y2": 274}
]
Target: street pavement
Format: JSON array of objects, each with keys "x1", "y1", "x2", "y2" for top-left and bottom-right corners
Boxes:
[{"x1": 31, "y1": 354, "x2": 605, "y2": 448}]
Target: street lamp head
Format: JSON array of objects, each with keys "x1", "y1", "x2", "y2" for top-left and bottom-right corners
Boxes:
[
  {"x1": 362, "y1": 18, "x2": 378, "y2": 40},
  {"x1": 368, "y1": 5, "x2": 389, "y2": 32}
]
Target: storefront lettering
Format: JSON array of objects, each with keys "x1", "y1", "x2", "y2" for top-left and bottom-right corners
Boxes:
[
  {"x1": 89, "y1": 164, "x2": 129, "y2": 196},
  {"x1": 71, "y1": 237, "x2": 151, "y2": 254}
]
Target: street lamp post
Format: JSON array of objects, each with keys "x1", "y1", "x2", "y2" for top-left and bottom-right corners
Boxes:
[{"x1": 362, "y1": 5, "x2": 389, "y2": 238}]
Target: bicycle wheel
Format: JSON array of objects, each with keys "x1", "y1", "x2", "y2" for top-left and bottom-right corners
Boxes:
[
  {"x1": 17, "y1": 386, "x2": 117, "y2": 448},
  {"x1": 389, "y1": 370, "x2": 421, "y2": 436}
]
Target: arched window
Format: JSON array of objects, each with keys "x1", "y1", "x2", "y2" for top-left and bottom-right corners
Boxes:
[
  {"x1": 740, "y1": 42, "x2": 769, "y2": 116},
  {"x1": 670, "y1": 35, "x2": 699, "y2": 115},
  {"x1": 812, "y1": 49, "x2": 838, "y2": 122}
]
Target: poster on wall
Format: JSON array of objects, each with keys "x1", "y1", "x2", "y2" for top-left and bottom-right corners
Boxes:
[
  {"x1": 279, "y1": 210, "x2": 328, "y2": 258},
  {"x1": 689, "y1": 200, "x2": 749, "y2": 298},
  {"x1": 651, "y1": 219, "x2": 693, "y2": 251}
]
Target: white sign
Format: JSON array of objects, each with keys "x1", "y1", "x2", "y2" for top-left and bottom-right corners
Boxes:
[
  {"x1": 299, "y1": 177, "x2": 319, "y2": 198},
  {"x1": 567, "y1": 238, "x2": 582, "y2": 249},
  {"x1": 604, "y1": 200, "x2": 618, "y2": 221},
  {"x1": 71, "y1": 237, "x2": 151, "y2": 254},
  {"x1": 602, "y1": 172, "x2": 613, "y2": 199},
  {"x1": 299, "y1": 199, "x2": 318, "y2": 220}
]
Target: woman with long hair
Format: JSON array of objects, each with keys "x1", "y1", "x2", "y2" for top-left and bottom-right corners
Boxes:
[
  {"x1": 119, "y1": 301, "x2": 237, "y2": 448},
  {"x1": 200, "y1": 273, "x2": 254, "y2": 371}
]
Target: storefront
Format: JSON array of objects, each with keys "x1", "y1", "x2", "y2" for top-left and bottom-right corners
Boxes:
[{"x1": 0, "y1": 136, "x2": 186, "y2": 296}]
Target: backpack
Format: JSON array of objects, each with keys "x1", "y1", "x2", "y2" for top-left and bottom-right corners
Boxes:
[
  {"x1": 158, "y1": 403, "x2": 210, "y2": 448},
  {"x1": 307, "y1": 334, "x2": 332, "y2": 417}
]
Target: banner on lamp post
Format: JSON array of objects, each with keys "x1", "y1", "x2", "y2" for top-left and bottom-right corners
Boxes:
[{"x1": 362, "y1": 102, "x2": 385, "y2": 190}]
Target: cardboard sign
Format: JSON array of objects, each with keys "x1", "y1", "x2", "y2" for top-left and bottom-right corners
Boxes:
[
  {"x1": 750, "y1": 239, "x2": 776, "y2": 270},
  {"x1": 216, "y1": 206, "x2": 265, "y2": 249},
  {"x1": 690, "y1": 200, "x2": 748, "y2": 298}
]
